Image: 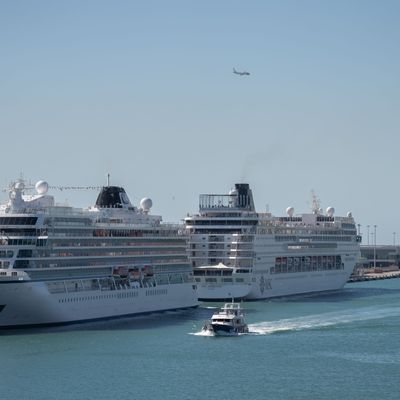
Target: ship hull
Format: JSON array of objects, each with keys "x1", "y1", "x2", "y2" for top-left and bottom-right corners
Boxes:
[
  {"x1": 194, "y1": 259, "x2": 356, "y2": 301},
  {"x1": 247, "y1": 269, "x2": 351, "y2": 300},
  {"x1": 0, "y1": 280, "x2": 198, "y2": 328}
]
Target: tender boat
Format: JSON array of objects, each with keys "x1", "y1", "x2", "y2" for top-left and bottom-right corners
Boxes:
[{"x1": 203, "y1": 302, "x2": 248, "y2": 336}]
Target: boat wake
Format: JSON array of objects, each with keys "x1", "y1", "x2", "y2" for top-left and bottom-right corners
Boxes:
[
  {"x1": 191, "y1": 329, "x2": 215, "y2": 337},
  {"x1": 248, "y1": 305, "x2": 400, "y2": 335},
  {"x1": 190, "y1": 329, "x2": 248, "y2": 337}
]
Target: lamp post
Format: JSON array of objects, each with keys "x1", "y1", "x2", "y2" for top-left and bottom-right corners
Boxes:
[
  {"x1": 367, "y1": 225, "x2": 370, "y2": 245},
  {"x1": 373, "y1": 225, "x2": 377, "y2": 269}
]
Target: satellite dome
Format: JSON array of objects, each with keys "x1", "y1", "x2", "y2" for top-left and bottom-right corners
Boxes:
[
  {"x1": 35, "y1": 180, "x2": 49, "y2": 195},
  {"x1": 140, "y1": 197, "x2": 153, "y2": 211},
  {"x1": 326, "y1": 207, "x2": 335, "y2": 217},
  {"x1": 286, "y1": 206, "x2": 294, "y2": 217},
  {"x1": 229, "y1": 189, "x2": 237, "y2": 196},
  {"x1": 347, "y1": 211, "x2": 352, "y2": 218}
]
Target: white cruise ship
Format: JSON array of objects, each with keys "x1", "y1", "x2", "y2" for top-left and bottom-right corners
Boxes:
[
  {"x1": 0, "y1": 180, "x2": 197, "y2": 328},
  {"x1": 185, "y1": 183, "x2": 361, "y2": 300}
]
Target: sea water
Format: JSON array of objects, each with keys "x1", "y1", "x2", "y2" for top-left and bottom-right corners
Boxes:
[{"x1": 1, "y1": 279, "x2": 400, "y2": 400}]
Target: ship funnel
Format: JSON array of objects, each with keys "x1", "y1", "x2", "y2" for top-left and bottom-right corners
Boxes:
[
  {"x1": 95, "y1": 186, "x2": 132, "y2": 209},
  {"x1": 234, "y1": 183, "x2": 255, "y2": 211}
]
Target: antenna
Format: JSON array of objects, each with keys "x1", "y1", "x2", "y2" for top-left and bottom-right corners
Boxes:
[
  {"x1": 311, "y1": 190, "x2": 321, "y2": 214},
  {"x1": 107, "y1": 173, "x2": 110, "y2": 187}
]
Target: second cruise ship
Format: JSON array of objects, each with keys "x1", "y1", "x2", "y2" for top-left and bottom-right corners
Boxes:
[{"x1": 185, "y1": 183, "x2": 361, "y2": 300}]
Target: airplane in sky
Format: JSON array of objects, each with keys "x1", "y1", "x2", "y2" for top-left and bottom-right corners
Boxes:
[{"x1": 233, "y1": 68, "x2": 250, "y2": 76}]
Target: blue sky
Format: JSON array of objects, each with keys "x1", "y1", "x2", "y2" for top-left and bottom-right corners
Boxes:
[{"x1": 1, "y1": 0, "x2": 399, "y2": 244}]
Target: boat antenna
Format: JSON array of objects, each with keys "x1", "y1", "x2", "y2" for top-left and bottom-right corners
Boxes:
[{"x1": 311, "y1": 190, "x2": 321, "y2": 214}]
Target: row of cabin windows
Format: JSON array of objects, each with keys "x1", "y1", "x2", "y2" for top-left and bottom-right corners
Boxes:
[
  {"x1": 59, "y1": 291, "x2": 139, "y2": 303},
  {"x1": 13, "y1": 257, "x2": 188, "y2": 269},
  {"x1": 0, "y1": 217, "x2": 37, "y2": 225},
  {"x1": 57, "y1": 288, "x2": 169, "y2": 303}
]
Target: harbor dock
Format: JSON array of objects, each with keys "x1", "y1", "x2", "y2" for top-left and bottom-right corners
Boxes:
[{"x1": 348, "y1": 270, "x2": 400, "y2": 283}]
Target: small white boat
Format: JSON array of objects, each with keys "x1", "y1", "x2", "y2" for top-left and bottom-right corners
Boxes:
[{"x1": 203, "y1": 302, "x2": 248, "y2": 336}]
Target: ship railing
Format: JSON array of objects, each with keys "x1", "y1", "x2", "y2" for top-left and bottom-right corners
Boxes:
[
  {"x1": 46, "y1": 265, "x2": 194, "y2": 294},
  {"x1": 199, "y1": 194, "x2": 235, "y2": 209},
  {"x1": 270, "y1": 220, "x2": 335, "y2": 229}
]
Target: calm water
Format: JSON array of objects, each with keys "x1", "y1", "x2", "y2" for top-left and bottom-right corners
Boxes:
[{"x1": 2, "y1": 279, "x2": 400, "y2": 400}]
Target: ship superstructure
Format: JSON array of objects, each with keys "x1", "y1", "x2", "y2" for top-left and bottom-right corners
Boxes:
[
  {"x1": 185, "y1": 183, "x2": 361, "y2": 300},
  {"x1": 0, "y1": 180, "x2": 197, "y2": 328}
]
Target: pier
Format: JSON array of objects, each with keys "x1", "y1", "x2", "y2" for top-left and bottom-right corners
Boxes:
[
  {"x1": 348, "y1": 270, "x2": 400, "y2": 283},
  {"x1": 350, "y1": 245, "x2": 400, "y2": 282}
]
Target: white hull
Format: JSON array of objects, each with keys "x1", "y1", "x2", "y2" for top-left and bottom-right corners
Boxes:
[
  {"x1": 196, "y1": 270, "x2": 351, "y2": 301},
  {"x1": 0, "y1": 280, "x2": 198, "y2": 328},
  {"x1": 247, "y1": 268, "x2": 352, "y2": 300},
  {"x1": 247, "y1": 251, "x2": 357, "y2": 300},
  {"x1": 195, "y1": 257, "x2": 357, "y2": 301}
]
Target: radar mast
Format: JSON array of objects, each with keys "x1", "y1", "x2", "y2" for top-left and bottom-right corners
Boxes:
[{"x1": 311, "y1": 190, "x2": 321, "y2": 214}]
